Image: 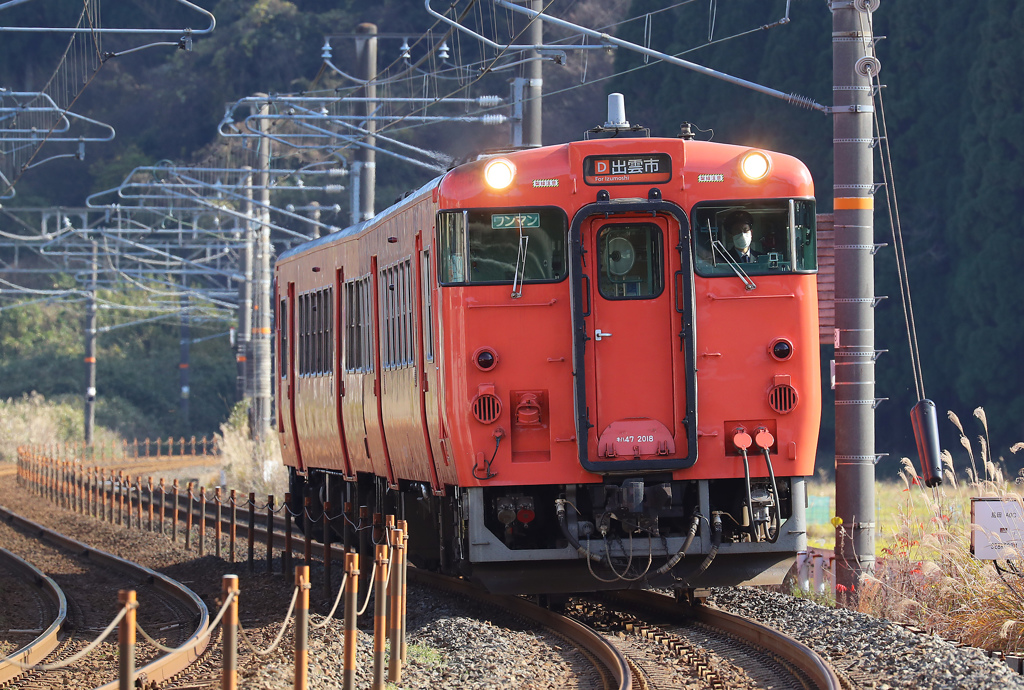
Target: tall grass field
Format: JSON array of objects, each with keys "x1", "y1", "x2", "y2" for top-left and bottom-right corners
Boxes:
[{"x1": 808, "y1": 407, "x2": 1024, "y2": 653}]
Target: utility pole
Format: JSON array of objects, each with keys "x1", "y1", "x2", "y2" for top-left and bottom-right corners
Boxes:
[
  {"x1": 307, "y1": 201, "x2": 321, "y2": 240},
  {"x1": 252, "y1": 98, "x2": 274, "y2": 442},
  {"x1": 832, "y1": 0, "x2": 880, "y2": 594},
  {"x1": 353, "y1": 23, "x2": 377, "y2": 223},
  {"x1": 524, "y1": 0, "x2": 543, "y2": 147},
  {"x1": 84, "y1": 241, "x2": 97, "y2": 445},
  {"x1": 237, "y1": 167, "x2": 254, "y2": 404},
  {"x1": 179, "y1": 290, "x2": 190, "y2": 431}
]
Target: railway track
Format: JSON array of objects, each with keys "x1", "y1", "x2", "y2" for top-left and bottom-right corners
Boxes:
[
  {"x1": 0, "y1": 505, "x2": 210, "y2": 689},
  {"x1": 0, "y1": 548, "x2": 66, "y2": 685},
  {"x1": 575, "y1": 590, "x2": 844, "y2": 690}
]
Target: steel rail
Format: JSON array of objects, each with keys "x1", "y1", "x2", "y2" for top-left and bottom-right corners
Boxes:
[
  {"x1": 0, "y1": 547, "x2": 67, "y2": 685},
  {"x1": 613, "y1": 590, "x2": 842, "y2": 690},
  {"x1": 0, "y1": 505, "x2": 211, "y2": 689}
]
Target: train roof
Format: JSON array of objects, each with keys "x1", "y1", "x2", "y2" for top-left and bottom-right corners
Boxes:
[{"x1": 276, "y1": 175, "x2": 442, "y2": 264}]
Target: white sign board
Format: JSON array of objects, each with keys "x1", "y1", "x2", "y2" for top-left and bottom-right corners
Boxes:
[{"x1": 971, "y1": 497, "x2": 1024, "y2": 559}]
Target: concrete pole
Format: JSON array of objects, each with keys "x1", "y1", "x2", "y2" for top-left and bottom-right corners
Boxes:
[
  {"x1": 832, "y1": 0, "x2": 879, "y2": 594},
  {"x1": 84, "y1": 242, "x2": 97, "y2": 446},
  {"x1": 179, "y1": 291, "x2": 190, "y2": 431},
  {"x1": 253, "y1": 98, "x2": 273, "y2": 442},
  {"x1": 355, "y1": 23, "x2": 377, "y2": 222},
  {"x1": 308, "y1": 201, "x2": 321, "y2": 240},
  {"x1": 237, "y1": 167, "x2": 254, "y2": 403},
  {"x1": 524, "y1": 0, "x2": 543, "y2": 147}
]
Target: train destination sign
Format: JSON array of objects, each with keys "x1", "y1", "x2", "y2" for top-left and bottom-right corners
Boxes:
[
  {"x1": 971, "y1": 497, "x2": 1024, "y2": 559},
  {"x1": 491, "y1": 213, "x2": 540, "y2": 229},
  {"x1": 583, "y1": 153, "x2": 672, "y2": 186}
]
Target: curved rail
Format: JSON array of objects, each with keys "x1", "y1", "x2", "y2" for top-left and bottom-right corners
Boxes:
[
  {"x1": 614, "y1": 590, "x2": 841, "y2": 690},
  {"x1": 0, "y1": 504, "x2": 210, "y2": 688},
  {"x1": 410, "y1": 568, "x2": 631, "y2": 690},
  {"x1": 0, "y1": 548, "x2": 67, "y2": 685}
]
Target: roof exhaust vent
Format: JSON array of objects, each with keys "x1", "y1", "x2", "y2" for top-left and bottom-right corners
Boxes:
[{"x1": 604, "y1": 93, "x2": 630, "y2": 129}]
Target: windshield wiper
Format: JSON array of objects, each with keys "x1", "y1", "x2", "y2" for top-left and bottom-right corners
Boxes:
[
  {"x1": 711, "y1": 238, "x2": 757, "y2": 291},
  {"x1": 511, "y1": 225, "x2": 529, "y2": 299}
]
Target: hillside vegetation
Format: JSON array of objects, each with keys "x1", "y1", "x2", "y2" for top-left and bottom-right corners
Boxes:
[{"x1": 1, "y1": 1, "x2": 1021, "y2": 471}]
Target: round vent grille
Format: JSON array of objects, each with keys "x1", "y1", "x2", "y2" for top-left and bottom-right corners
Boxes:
[
  {"x1": 472, "y1": 393, "x2": 502, "y2": 424},
  {"x1": 768, "y1": 384, "x2": 799, "y2": 414}
]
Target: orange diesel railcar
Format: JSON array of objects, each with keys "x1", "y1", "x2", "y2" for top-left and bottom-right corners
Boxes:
[{"x1": 275, "y1": 102, "x2": 820, "y2": 595}]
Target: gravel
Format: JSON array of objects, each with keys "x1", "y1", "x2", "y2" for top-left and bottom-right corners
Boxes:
[
  {"x1": 3, "y1": 468, "x2": 1023, "y2": 689},
  {"x1": 708, "y1": 587, "x2": 1024, "y2": 689}
]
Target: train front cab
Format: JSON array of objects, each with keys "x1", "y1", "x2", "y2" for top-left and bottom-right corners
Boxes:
[{"x1": 452, "y1": 143, "x2": 820, "y2": 595}]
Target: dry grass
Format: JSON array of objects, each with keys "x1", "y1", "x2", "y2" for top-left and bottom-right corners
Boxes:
[
  {"x1": 855, "y1": 407, "x2": 1024, "y2": 652},
  {"x1": 0, "y1": 392, "x2": 122, "y2": 463},
  {"x1": 216, "y1": 400, "x2": 289, "y2": 498}
]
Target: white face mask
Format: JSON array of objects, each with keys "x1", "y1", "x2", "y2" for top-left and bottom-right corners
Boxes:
[{"x1": 733, "y1": 230, "x2": 752, "y2": 250}]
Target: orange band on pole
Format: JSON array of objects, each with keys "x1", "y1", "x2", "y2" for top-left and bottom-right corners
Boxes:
[
  {"x1": 84, "y1": 356, "x2": 96, "y2": 363},
  {"x1": 833, "y1": 197, "x2": 874, "y2": 210}
]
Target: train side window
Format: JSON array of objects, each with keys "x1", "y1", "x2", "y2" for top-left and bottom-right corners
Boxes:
[
  {"x1": 280, "y1": 298, "x2": 288, "y2": 378},
  {"x1": 383, "y1": 267, "x2": 396, "y2": 370},
  {"x1": 422, "y1": 250, "x2": 435, "y2": 362},
  {"x1": 345, "y1": 281, "x2": 358, "y2": 372},
  {"x1": 326, "y1": 287, "x2": 334, "y2": 374},
  {"x1": 297, "y1": 293, "x2": 304, "y2": 376},
  {"x1": 361, "y1": 278, "x2": 374, "y2": 372},
  {"x1": 306, "y1": 292, "x2": 314, "y2": 375},
  {"x1": 317, "y1": 290, "x2": 325, "y2": 375},
  {"x1": 436, "y1": 207, "x2": 567, "y2": 285},
  {"x1": 306, "y1": 292, "x2": 314, "y2": 376},
  {"x1": 692, "y1": 199, "x2": 816, "y2": 277},
  {"x1": 438, "y1": 212, "x2": 467, "y2": 283},
  {"x1": 402, "y1": 260, "x2": 413, "y2": 367}
]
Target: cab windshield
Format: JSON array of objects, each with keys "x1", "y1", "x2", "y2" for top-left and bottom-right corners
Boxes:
[
  {"x1": 692, "y1": 199, "x2": 816, "y2": 276},
  {"x1": 437, "y1": 208, "x2": 568, "y2": 285}
]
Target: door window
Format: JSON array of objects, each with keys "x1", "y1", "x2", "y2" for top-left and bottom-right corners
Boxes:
[{"x1": 596, "y1": 223, "x2": 663, "y2": 299}]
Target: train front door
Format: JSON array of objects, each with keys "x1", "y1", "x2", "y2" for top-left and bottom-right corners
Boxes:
[{"x1": 572, "y1": 210, "x2": 696, "y2": 472}]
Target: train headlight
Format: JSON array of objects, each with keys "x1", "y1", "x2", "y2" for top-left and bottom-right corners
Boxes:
[
  {"x1": 484, "y1": 158, "x2": 516, "y2": 189},
  {"x1": 739, "y1": 150, "x2": 771, "y2": 181}
]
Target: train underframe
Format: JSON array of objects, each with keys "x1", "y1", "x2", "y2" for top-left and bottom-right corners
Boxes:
[{"x1": 289, "y1": 467, "x2": 808, "y2": 595}]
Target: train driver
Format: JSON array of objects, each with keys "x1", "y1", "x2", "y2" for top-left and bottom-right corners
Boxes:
[{"x1": 724, "y1": 210, "x2": 761, "y2": 263}]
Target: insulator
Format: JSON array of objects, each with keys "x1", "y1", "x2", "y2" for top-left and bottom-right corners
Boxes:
[
  {"x1": 476, "y1": 95, "x2": 503, "y2": 107},
  {"x1": 855, "y1": 55, "x2": 882, "y2": 78},
  {"x1": 786, "y1": 93, "x2": 820, "y2": 110},
  {"x1": 481, "y1": 114, "x2": 506, "y2": 126}
]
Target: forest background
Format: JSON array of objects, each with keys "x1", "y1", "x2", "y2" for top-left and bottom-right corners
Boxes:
[{"x1": 1, "y1": 0, "x2": 1020, "y2": 479}]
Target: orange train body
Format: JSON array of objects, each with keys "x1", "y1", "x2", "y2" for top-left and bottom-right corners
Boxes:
[{"x1": 275, "y1": 131, "x2": 821, "y2": 594}]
